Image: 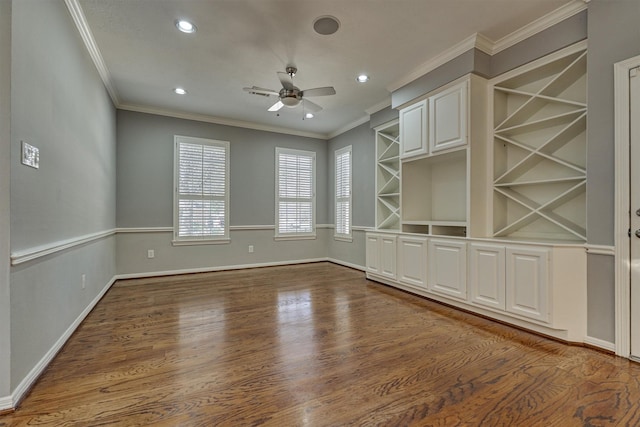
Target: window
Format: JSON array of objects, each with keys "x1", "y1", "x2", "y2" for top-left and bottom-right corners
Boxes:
[
  {"x1": 275, "y1": 147, "x2": 316, "y2": 239},
  {"x1": 335, "y1": 145, "x2": 352, "y2": 240},
  {"x1": 174, "y1": 136, "x2": 229, "y2": 244}
]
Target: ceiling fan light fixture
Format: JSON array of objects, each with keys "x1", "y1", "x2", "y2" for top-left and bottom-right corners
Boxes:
[
  {"x1": 313, "y1": 16, "x2": 340, "y2": 36},
  {"x1": 176, "y1": 19, "x2": 196, "y2": 34},
  {"x1": 281, "y1": 97, "x2": 301, "y2": 108}
]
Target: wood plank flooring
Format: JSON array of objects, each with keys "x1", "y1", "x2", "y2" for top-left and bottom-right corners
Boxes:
[{"x1": 2, "y1": 262, "x2": 640, "y2": 426}]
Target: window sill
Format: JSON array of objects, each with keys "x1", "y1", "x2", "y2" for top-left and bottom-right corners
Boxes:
[
  {"x1": 274, "y1": 235, "x2": 317, "y2": 241},
  {"x1": 334, "y1": 235, "x2": 353, "y2": 243},
  {"x1": 172, "y1": 238, "x2": 231, "y2": 246}
]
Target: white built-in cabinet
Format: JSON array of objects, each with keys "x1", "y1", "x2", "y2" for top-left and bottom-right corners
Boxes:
[
  {"x1": 468, "y1": 243, "x2": 506, "y2": 311},
  {"x1": 367, "y1": 41, "x2": 588, "y2": 342},
  {"x1": 365, "y1": 232, "x2": 586, "y2": 341},
  {"x1": 399, "y1": 100, "x2": 428, "y2": 159},
  {"x1": 428, "y1": 239, "x2": 467, "y2": 300},
  {"x1": 366, "y1": 233, "x2": 397, "y2": 280},
  {"x1": 397, "y1": 235, "x2": 428, "y2": 288},
  {"x1": 398, "y1": 76, "x2": 488, "y2": 238}
]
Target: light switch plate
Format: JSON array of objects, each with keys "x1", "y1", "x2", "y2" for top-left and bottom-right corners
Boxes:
[{"x1": 21, "y1": 141, "x2": 39, "y2": 169}]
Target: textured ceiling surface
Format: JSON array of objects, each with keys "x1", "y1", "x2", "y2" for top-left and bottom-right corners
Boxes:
[{"x1": 78, "y1": 0, "x2": 573, "y2": 137}]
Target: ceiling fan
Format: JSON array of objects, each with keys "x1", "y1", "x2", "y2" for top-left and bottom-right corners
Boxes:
[{"x1": 243, "y1": 66, "x2": 336, "y2": 113}]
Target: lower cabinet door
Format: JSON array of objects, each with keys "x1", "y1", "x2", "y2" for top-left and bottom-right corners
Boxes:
[
  {"x1": 397, "y1": 236, "x2": 427, "y2": 288},
  {"x1": 379, "y1": 235, "x2": 397, "y2": 279},
  {"x1": 428, "y1": 239, "x2": 467, "y2": 300},
  {"x1": 505, "y1": 246, "x2": 550, "y2": 323},
  {"x1": 469, "y1": 243, "x2": 506, "y2": 310},
  {"x1": 365, "y1": 234, "x2": 381, "y2": 274}
]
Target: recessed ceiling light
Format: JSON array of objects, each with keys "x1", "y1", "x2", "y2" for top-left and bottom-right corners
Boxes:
[
  {"x1": 356, "y1": 74, "x2": 370, "y2": 83},
  {"x1": 313, "y1": 16, "x2": 340, "y2": 35},
  {"x1": 174, "y1": 87, "x2": 187, "y2": 95},
  {"x1": 305, "y1": 113, "x2": 314, "y2": 119},
  {"x1": 176, "y1": 19, "x2": 196, "y2": 34}
]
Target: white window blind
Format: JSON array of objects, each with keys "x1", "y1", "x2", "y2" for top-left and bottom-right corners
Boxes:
[
  {"x1": 276, "y1": 148, "x2": 316, "y2": 238},
  {"x1": 174, "y1": 136, "x2": 229, "y2": 242},
  {"x1": 335, "y1": 145, "x2": 352, "y2": 239}
]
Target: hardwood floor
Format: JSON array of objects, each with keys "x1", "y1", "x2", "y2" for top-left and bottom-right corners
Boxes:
[{"x1": 2, "y1": 262, "x2": 640, "y2": 426}]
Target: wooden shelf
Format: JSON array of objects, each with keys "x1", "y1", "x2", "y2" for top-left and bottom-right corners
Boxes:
[{"x1": 491, "y1": 42, "x2": 587, "y2": 242}]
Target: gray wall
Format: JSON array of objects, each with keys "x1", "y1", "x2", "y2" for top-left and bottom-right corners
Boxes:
[
  {"x1": 326, "y1": 122, "x2": 376, "y2": 267},
  {"x1": 117, "y1": 110, "x2": 328, "y2": 228},
  {"x1": 9, "y1": 0, "x2": 117, "y2": 390},
  {"x1": 0, "y1": 0, "x2": 11, "y2": 402},
  {"x1": 585, "y1": 0, "x2": 640, "y2": 342}
]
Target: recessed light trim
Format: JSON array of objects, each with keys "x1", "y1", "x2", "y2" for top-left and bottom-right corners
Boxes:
[
  {"x1": 176, "y1": 19, "x2": 196, "y2": 34},
  {"x1": 305, "y1": 113, "x2": 314, "y2": 119},
  {"x1": 174, "y1": 87, "x2": 187, "y2": 95},
  {"x1": 357, "y1": 74, "x2": 370, "y2": 83},
  {"x1": 313, "y1": 16, "x2": 340, "y2": 36}
]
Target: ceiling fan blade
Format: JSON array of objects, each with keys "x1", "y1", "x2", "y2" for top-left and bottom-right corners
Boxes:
[
  {"x1": 301, "y1": 87, "x2": 336, "y2": 97},
  {"x1": 268, "y1": 100, "x2": 284, "y2": 112},
  {"x1": 243, "y1": 86, "x2": 279, "y2": 96},
  {"x1": 303, "y1": 99, "x2": 323, "y2": 113},
  {"x1": 277, "y1": 72, "x2": 294, "y2": 90}
]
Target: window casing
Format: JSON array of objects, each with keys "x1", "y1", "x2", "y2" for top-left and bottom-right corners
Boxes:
[
  {"x1": 335, "y1": 145, "x2": 352, "y2": 241},
  {"x1": 275, "y1": 147, "x2": 316, "y2": 239},
  {"x1": 174, "y1": 136, "x2": 230, "y2": 244}
]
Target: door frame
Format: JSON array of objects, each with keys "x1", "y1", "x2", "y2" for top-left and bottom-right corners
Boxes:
[{"x1": 614, "y1": 55, "x2": 640, "y2": 357}]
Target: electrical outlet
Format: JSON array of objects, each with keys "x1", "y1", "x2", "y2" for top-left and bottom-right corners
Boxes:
[
  {"x1": 81, "y1": 274, "x2": 86, "y2": 289},
  {"x1": 147, "y1": 249, "x2": 155, "y2": 259},
  {"x1": 248, "y1": 245, "x2": 254, "y2": 253}
]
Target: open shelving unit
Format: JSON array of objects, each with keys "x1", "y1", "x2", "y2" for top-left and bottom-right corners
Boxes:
[
  {"x1": 375, "y1": 120, "x2": 401, "y2": 230},
  {"x1": 491, "y1": 42, "x2": 587, "y2": 242},
  {"x1": 401, "y1": 148, "x2": 468, "y2": 236}
]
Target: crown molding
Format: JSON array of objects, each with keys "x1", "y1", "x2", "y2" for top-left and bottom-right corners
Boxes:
[
  {"x1": 491, "y1": 0, "x2": 588, "y2": 54},
  {"x1": 119, "y1": 103, "x2": 329, "y2": 140},
  {"x1": 387, "y1": 33, "x2": 484, "y2": 93},
  {"x1": 326, "y1": 115, "x2": 370, "y2": 140},
  {"x1": 365, "y1": 98, "x2": 392, "y2": 116},
  {"x1": 387, "y1": 0, "x2": 587, "y2": 92},
  {"x1": 64, "y1": 0, "x2": 120, "y2": 106}
]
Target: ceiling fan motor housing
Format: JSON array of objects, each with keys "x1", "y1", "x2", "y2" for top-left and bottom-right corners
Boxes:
[{"x1": 280, "y1": 88, "x2": 302, "y2": 107}]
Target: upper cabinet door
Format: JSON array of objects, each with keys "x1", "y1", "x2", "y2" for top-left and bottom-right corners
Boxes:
[
  {"x1": 400, "y1": 99, "x2": 428, "y2": 159},
  {"x1": 429, "y1": 81, "x2": 467, "y2": 153}
]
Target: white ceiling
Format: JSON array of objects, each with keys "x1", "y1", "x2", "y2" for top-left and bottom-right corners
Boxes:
[{"x1": 77, "y1": 0, "x2": 577, "y2": 138}]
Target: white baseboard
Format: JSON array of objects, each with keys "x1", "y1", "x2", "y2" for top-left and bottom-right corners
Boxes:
[
  {"x1": 584, "y1": 336, "x2": 616, "y2": 352},
  {"x1": 114, "y1": 258, "x2": 331, "y2": 281},
  {"x1": 0, "y1": 394, "x2": 12, "y2": 412},
  {"x1": 327, "y1": 258, "x2": 365, "y2": 271},
  {"x1": 9, "y1": 276, "x2": 117, "y2": 409}
]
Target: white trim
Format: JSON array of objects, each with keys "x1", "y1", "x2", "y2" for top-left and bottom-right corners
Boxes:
[
  {"x1": 364, "y1": 98, "x2": 392, "y2": 116},
  {"x1": 327, "y1": 115, "x2": 371, "y2": 140},
  {"x1": 614, "y1": 55, "x2": 640, "y2": 357},
  {"x1": 387, "y1": 33, "x2": 484, "y2": 92},
  {"x1": 115, "y1": 258, "x2": 329, "y2": 281},
  {"x1": 333, "y1": 236, "x2": 353, "y2": 243},
  {"x1": 0, "y1": 395, "x2": 12, "y2": 412},
  {"x1": 63, "y1": 0, "x2": 119, "y2": 105},
  {"x1": 10, "y1": 229, "x2": 116, "y2": 266},
  {"x1": 230, "y1": 225, "x2": 276, "y2": 231},
  {"x1": 10, "y1": 276, "x2": 116, "y2": 408},
  {"x1": 273, "y1": 235, "x2": 317, "y2": 242},
  {"x1": 584, "y1": 336, "x2": 616, "y2": 352},
  {"x1": 352, "y1": 226, "x2": 369, "y2": 232},
  {"x1": 491, "y1": 0, "x2": 587, "y2": 55},
  {"x1": 172, "y1": 239, "x2": 231, "y2": 246},
  {"x1": 585, "y1": 244, "x2": 616, "y2": 256},
  {"x1": 116, "y1": 227, "x2": 173, "y2": 233},
  {"x1": 120, "y1": 104, "x2": 327, "y2": 140},
  {"x1": 327, "y1": 258, "x2": 365, "y2": 272},
  {"x1": 317, "y1": 224, "x2": 333, "y2": 229}
]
